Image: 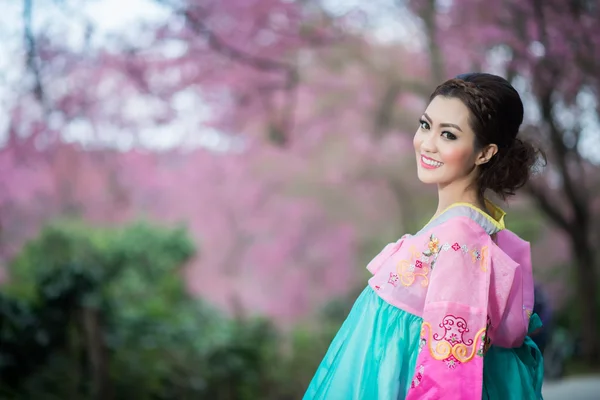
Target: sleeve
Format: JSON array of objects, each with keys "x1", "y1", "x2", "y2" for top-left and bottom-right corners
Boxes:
[
  {"x1": 406, "y1": 221, "x2": 494, "y2": 400},
  {"x1": 488, "y1": 244, "x2": 528, "y2": 348},
  {"x1": 490, "y1": 232, "x2": 531, "y2": 348},
  {"x1": 365, "y1": 236, "x2": 406, "y2": 275}
]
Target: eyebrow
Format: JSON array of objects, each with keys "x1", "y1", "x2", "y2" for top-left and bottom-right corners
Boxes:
[{"x1": 423, "y1": 112, "x2": 463, "y2": 132}]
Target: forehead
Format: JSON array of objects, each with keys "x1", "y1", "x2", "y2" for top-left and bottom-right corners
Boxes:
[{"x1": 424, "y1": 96, "x2": 471, "y2": 128}]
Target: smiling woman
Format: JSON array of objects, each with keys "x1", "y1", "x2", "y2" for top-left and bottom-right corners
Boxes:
[
  {"x1": 303, "y1": 73, "x2": 546, "y2": 400},
  {"x1": 414, "y1": 96, "x2": 485, "y2": 189}
]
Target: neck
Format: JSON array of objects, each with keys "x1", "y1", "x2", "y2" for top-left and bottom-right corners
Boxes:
[{"x1": 435, "y1": 179, "x2": 486, "y2": 218}]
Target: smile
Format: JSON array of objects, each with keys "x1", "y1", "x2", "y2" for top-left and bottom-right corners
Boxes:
[{"x1": 420, "y1": 155, "x2": 443, "y2": 169}]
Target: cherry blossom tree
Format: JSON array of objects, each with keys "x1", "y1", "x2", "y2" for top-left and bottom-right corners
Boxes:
[
  {"x1": 2, "y1": 0, "x2": 427, "y2": 322},
  {"x1": 3, "y1": 0, "x2": 585, "y2": 347}
]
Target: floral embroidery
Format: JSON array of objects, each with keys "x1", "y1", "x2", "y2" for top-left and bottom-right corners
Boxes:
[
  {"x1": 388, "y1": 272, "x2": 399, "y2": 286},
  {"x1": 395, "y1": 234, "x2": 486, "y2": 288},
  {"x1": 410, "y1": 365, "x2": 425, "y2": 388},
  {"x1": 419, "y1": 337, "x2": 426, "y2": 351},
  {"x1": 434, "y1": 315, "x2": 473, "y2": 345},
  {"x1": 477, "y1": 317, "x2": 492, "y2": 357},
  {"x1": 444, "y1": 356, "x2": 459, "y2": 369},
  {"x1": 473, "y1": 246, "x2": 488, "y2": 271},
  {"x1": 448, "y1": 333, "x2": 460, "y2": 344},
  {"x1": 423, "y1": 234, "x2": 440, "y2": 271},
  {"x1": 425, "y1": 235, "x2": 440, "y2": 254},
  {"x1": 397, "y1": 245, "x2": 431, "y2": 287},
  {"x1": 422, "y1": 234, "x2": 441, "y2": 270},
  {"x1": 421, "y1": 315, "x2": 487, "y2": 366}
]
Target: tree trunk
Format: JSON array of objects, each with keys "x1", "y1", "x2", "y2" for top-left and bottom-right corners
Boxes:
[
  {"x1": 68, "y1": 319, "x2": 82, "y2": 400},
  {"x1": 571, "y1": 231, "x2": 600, "y2": 364},
  {"x1": 82, "y1": 307, "x2": 112, "y2": 400}
]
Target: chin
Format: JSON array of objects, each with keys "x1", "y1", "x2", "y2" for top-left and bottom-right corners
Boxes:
[{"x1": 416, "y1": 169, "x2": 441, "y2": 184}]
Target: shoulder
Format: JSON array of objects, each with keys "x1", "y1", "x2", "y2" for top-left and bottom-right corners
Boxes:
[
  {"x1": 496, "y1": 229, "x2": 531, "y2": 249},
  {"x1": 494, "y1": 229, "x2": 531, "y2": 271},
  {"x1": 423, "y1": 215, "x2": 491, "y2": 243},
  {"x1": 418, "y1": 203, "x2": 505, "y2": 239}
]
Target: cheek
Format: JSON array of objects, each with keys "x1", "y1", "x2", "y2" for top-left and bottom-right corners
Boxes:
[
  {"x1": 440, "y1": 146, "x2": 473, "y2": 169},
  {"x1": 413, "y1": 132, "x2": 421, "y2": 151}
]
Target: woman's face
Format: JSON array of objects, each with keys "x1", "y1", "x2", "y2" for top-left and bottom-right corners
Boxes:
[{"x1": 413, "y1": 96, "x2": 480, "y2": 187}]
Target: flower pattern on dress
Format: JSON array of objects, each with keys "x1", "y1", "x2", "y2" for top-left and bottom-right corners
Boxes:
[
  {"x1": 410, "y1": 365, "x2": 425, "y2": 388},
  {"x1": 421, "y1": 314, "x2": 488, "y2": 368},
  {"x1": 444, "y1": 356, "x2": 459, "y2": 369},
  {"x1": 448, "y1": 333, "x2": 460, "y2": 344},
  {"x1": 397, "y1": 245, "x2": 432, "y2": 287},
  {"x1": 395, "y1": 233, "x2": 486, "y2": 288},
  {"x1": 422, "y1": 234, "x2": 441, "y2": 270},
  {"x1": 477, "y1": 317, "x2": 492, "y2": 357},
  {"x1": 434, "y1": 315, "x2": 472, "y2": 346},
  {"x1": 474, "y1": 246, "x2": 489, "y2": 271},
  {"x1": 388, "y1": 272, "x2": 399, "y2": 286}
]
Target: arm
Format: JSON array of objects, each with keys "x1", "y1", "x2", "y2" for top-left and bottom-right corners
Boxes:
[{"x1": 406, "y1": 221, "x2": 492, "y2": 400}]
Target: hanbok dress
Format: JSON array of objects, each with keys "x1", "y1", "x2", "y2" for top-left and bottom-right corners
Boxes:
[{"x1": 304, "y1": 201, "x2": 544, "y2": 399}]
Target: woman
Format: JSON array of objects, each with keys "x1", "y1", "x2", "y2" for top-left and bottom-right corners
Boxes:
[{"x1": 304, "y1": 73, "x2": 544, "y2": 399}]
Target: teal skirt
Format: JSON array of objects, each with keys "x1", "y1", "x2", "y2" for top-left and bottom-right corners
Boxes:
[{"x1": 304, "y1": 286, "x2": 544, "y2": 399}]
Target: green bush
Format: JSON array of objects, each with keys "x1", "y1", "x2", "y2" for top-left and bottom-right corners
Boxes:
[{"x1": 0, "y1": 220, "x2": 283, "y2": 400}]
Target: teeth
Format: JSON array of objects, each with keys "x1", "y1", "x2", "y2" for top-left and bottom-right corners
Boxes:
[{"x1": 422, "y1": 157, "x2": 443, "y2": 167}]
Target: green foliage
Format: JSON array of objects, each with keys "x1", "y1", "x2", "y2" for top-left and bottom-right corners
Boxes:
[
  {"x1": 504, "y1": 207, "x2": 544, "y2": 243},
  {"x1": 0, "y1": 220, "x2": 286, "y2": 400}
]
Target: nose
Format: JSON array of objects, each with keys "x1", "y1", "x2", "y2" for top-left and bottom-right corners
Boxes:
[{"x1": 420, "y1": 132, "x2": 437, "y2": 154}]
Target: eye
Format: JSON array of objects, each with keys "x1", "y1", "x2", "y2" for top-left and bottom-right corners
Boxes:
[
  {"x1": 441, "y1": 131, "x2": 457, "y2": 140},
  {"x1": 419, "y1": 119, "x2": 430, "y2": 130}
]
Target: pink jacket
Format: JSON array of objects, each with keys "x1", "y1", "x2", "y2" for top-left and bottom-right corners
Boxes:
[{"x1": 366, "y1": 202, "x2": 534, "y2": 399}]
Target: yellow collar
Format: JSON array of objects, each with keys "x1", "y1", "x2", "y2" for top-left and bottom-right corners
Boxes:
[{"x1": 428, "y1": 199, "x2": 506, "y2": 231}]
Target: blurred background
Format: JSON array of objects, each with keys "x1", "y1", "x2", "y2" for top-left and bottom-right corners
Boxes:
[{"x1": 0, "y1": 0, "x2": 599, "y2": 399}]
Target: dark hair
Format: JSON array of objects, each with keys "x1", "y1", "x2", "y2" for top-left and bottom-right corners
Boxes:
[{"x1": 429, "y1": 72, "x2": 543, "y2": 199}]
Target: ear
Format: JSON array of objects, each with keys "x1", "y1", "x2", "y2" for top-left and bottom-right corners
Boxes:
[{"x1": 475, "y1": 144, "x2": 498, "y2": 165}]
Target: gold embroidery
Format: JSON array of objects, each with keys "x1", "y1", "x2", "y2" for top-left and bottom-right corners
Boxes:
[
  {"x1": 421, "y1": 321, "x2": 487, "y2": 364},
  {"x1": 397, "y1": 245, "x2": 431, "y2": 287},
  {"x1": 397, "y1": 259, "x2": 431, "y2": 287}
]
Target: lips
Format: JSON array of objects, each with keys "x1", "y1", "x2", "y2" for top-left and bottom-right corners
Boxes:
[{"x1": 420, "y1": 155, "x2": 443, "y2": 169}]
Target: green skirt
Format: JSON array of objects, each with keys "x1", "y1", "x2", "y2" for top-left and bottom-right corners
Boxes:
[{"x1": 304, "y1": 286, "x2": 544, "y2": 399}]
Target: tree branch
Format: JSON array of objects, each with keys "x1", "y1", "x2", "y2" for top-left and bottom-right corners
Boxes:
[
  {"x1": 531, "y1": 0, "x2": 590, "y2": 229},
  {"x1": 23, "y1": 0, "x2": 47, "y2": 108},
  {"x1": 539, "y1": 89, "x2": 589, "y2": 229},
  {"x1": 372, "y1": 82, "x2": 401, "y2": 138},
  {"x1": 525, "y1": 182, "x2": 570, "y2": 232},
  {"x1": 422, "y1": 0, "x2": 445, "y2": 82},
  {"x1": 160, "y1": 1, "x2": 294, "y2": 73}
]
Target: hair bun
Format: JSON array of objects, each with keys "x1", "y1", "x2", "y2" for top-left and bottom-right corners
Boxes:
[{"x1": 478, "y1": 138, "x2": 542, "y2": 198}]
